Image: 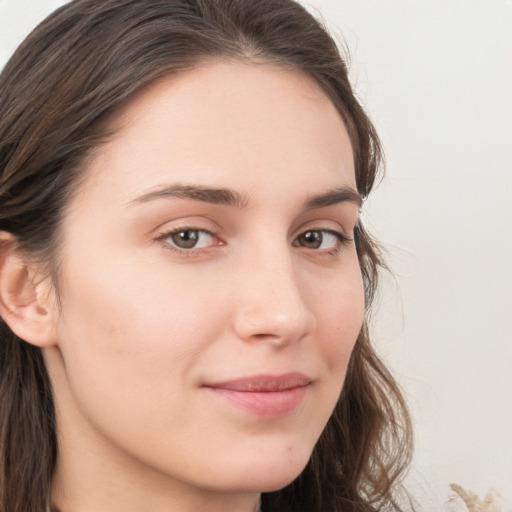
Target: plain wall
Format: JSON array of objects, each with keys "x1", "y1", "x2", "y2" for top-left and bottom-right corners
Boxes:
[
  {"x1": 303, "y1": 1, "x2": 512, "y2": 509},
  {"x1": 1, "y1": 1, "x2": 511, "y2": 510}
]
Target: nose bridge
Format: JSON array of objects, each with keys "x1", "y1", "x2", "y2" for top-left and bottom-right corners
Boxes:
[{"x1": 232, "y1": 233, "x2": 315, "y2": 344}]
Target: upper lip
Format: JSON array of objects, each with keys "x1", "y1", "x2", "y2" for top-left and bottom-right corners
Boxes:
[{"x1": 205, "y1": 372, "x2": 312, "y2": 392}]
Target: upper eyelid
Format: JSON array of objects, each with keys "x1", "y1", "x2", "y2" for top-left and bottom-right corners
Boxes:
[
  {"x1": 293, "y1": 220, "x2": 354, "y2": 238},
  {"x1": 152, "y1": 213, "x2": 356, "y2": 241},
  {"x1": 159, "y1": 225, "x2": 216, "y2": 234},
  {"x1": 154, "y1": 223, "x2": 353, "y2": 239},
  {"x1": 153, "y1": 218, "x2": 220, "y2": 236}
]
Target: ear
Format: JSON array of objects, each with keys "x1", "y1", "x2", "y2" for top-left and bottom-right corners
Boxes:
[{"x1": 0, "y1": 232, "x2": 58, "y2": 347}]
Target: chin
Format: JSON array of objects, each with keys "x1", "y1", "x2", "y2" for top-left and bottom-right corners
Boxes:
[
  {"x1": 254, "y1": 471, "x2": 304, "y2": 494},
  {"x1": 214, "y1": 449, "x2": 311, "y2": 494},
  {"x1": 217, "y1": 470, "x2": 305, "y2": 495}
]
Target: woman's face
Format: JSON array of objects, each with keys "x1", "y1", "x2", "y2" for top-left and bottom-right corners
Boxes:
[{"x1": 46, "y1": 62, "x2": 364, "y2": 504}]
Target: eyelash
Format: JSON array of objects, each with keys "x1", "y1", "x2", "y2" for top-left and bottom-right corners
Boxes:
[
  {"x1": 293, "y1": 229, "x2": 353, "y2": 256},
  {"x1": 156, "y1": 227, "x2": 222, "y2": 256},
  {"x1": 156, "y1": 226, "x2": 353, "y2": 257}
]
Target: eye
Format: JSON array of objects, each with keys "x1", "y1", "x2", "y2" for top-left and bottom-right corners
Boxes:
[
  {"x1": 163, "y1": 229, "x2": 216, "y2": 250},
  {"x1": 294, "y1": 230, "x2": 348, "y2": 251}
]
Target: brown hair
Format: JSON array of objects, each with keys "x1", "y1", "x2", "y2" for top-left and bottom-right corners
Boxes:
[{"x1": 0, "y1": 1, "x2": 412, "y2": 511}]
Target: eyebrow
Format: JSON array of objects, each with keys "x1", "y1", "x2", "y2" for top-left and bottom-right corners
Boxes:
[
  {"x1": 129, "y1": 184, "x2": 249, "y2": 209},
  {"x1": 129, "y1": 183, "x2": 361, "y2": 210},
  {"x1": 304, "y1": 186, "x2": 362, "y2": 210}
]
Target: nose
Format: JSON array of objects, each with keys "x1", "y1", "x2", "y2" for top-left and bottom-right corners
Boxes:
[{"x1": 231, "y1": 244, "x2": 316, "y2": 347}]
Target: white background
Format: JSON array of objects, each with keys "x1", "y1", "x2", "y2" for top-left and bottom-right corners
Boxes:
[{"x1": 1, "y1": 1, "x2": 511, "y2": 510}]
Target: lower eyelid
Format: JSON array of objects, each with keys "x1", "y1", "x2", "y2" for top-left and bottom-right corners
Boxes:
[{"x1": 156, "y1": 225, "x2": 352, "y2": 254}]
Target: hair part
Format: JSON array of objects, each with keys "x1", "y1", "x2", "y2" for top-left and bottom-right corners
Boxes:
[{"x1": 0, "y1": 1, "x2": 412, "y2": 511}]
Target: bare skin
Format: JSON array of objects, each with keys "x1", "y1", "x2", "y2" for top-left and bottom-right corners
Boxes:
[{"x1": 3, "y1": 61, "x2": 364, "y2": 512}]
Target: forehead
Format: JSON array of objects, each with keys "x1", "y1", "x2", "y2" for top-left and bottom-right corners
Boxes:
[{"x1": 75, "y1": 61, "x2": 355, "y2": 207}]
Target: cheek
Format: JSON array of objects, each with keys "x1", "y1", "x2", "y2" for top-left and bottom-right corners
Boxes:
[
  {"x1": 57, "y1": 264, "x2": 221, "y2": 377},
  {"x1": 49, "y1": 238, "x2": 366, "y2": 490},
  {"x1": 55, "y1": 246, "x2": 256, "y2": 416},
  {"x1": 52, "y1": 260, "x2": 232, "y2": 460},
  {"x1": 314, "y1": 264, "x2": 365, "y2": 371}
]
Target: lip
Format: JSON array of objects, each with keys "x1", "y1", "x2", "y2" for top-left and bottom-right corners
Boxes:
[{"x1": 203, "y1": 373, "x2": 312, "y2": 418}]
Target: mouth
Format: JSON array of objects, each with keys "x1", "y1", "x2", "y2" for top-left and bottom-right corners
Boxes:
[{"x1": 203, "y1": 373, "x2": 312, "y2": 418}]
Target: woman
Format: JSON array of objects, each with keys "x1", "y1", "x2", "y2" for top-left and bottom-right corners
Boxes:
[{"x1": 0, "y1": 1, "x2": 412, "y2": 511}]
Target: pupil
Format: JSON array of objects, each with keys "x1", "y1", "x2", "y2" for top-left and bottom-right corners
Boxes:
[
  {"x1": 303, "y1": 231, "x2": 322, "y2": 248},
  {"x1": 173, "y1": 230, "x2": 198, "y2": 248}
]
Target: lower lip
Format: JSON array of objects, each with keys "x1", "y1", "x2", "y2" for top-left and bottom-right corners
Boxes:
[{"x1": 206, "y1": 386, "x2": 308, "y2": 418}]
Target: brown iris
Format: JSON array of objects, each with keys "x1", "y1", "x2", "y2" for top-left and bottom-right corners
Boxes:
[{"x1": 170, "y1": 230, "x2": 200, "y2": 249}]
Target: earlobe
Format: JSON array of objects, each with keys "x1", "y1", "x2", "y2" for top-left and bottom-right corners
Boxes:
[{"x1": 0, "y1": 232, "x2": 58, "y2": 347}]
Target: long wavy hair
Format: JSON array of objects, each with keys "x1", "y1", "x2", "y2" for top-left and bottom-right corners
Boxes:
[{"x1": 0, "y1": 1, "x2": 413, "y2": 511}]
